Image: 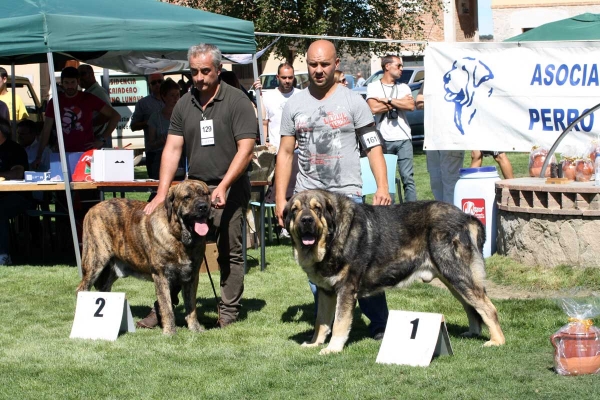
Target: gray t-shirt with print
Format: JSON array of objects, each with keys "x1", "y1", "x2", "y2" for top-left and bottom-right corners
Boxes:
[{"x1": 280, "y1": 85, "x2": 375, "y2": 196}]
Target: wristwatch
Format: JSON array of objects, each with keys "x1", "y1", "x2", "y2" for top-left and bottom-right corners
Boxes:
[{"x1": 387, "y1": 97, "x2": 392, "y2": 104}]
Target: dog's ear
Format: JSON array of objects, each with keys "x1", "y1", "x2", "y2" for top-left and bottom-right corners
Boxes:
[
  {"x1": 472, "y1": 60, "x2": 494, "y2": 88},
  {"x1": 324, "y1": 195, "x2": 336, "y2": 236},
  {"x1": 165, "y1": 187, "x2": 176, "y2": 220}
]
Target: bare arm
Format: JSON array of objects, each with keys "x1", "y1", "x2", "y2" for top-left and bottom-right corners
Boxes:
[
  {"x1": 365, "y1": 144, "x2": 391, "y2": 206},
  {"x1": 143, "y1": 134, "x2": 184, "y2": 215},
  {"x1": 367, "y1": 97, "x2": 392, "y2": 115},
  {"x1": 33, "y1": 117, "x2": 55, "y2": 169},
  {"x1": 211, "y1": 138, "x2": 255, "y2": 208},
  {"x1": 416, "y1": 84, "x2": 424, "y2": 110},
  {"x1": 99, "y1": 104, "x2": 120, "y2": 142},
  {"x1": 274, "y1": 136, "x2": 296, "y2": 226}
]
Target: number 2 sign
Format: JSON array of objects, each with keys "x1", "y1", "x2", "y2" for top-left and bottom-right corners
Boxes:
[
  {"x1": 376, "y1": 311, "x2": 453, "y2": 367},
  {"x1": 70, "y1": 292, "x2": 135, "y2": 341}
]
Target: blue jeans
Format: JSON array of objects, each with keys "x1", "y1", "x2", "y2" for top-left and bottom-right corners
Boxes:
[
  {"x1": 309, "y1": 194, "x2": 389, "y2": 336},
  {"x1": 0, "y1": 193, "x2": 34, "y2": 265},
  {"x1": 385, "y1": 139, "x2": 416, "y2": 202}
]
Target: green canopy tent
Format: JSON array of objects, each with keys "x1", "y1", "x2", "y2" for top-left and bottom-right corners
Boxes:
[
  {"x1": 504, "y1": 13, "x2": 600, "y2": 42},
  {"x1": 0, "y1": 0, "x2": 255, "y2": 272}
]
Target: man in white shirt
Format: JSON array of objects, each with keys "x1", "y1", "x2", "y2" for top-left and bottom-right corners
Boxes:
[
  {"x1": 366, "y1": 55, "x2": 417, "y2": 202},
  {"x1": 255, "y1": 63, "x2": 298, "y2": 152}
]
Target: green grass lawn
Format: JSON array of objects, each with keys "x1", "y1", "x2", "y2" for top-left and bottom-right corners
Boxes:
[{"x1": 3, "y1": 152, "x2": 599, "y2": 399}]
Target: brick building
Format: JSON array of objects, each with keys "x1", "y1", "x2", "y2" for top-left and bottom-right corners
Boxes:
[{"x1": 492, "y1": 0, "x2": 600, "y2": 42}]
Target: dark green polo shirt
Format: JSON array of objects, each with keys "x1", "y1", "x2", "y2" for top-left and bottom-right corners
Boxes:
[{"x1": 169, "y1": 82, "x2": 257, "y2": 182}]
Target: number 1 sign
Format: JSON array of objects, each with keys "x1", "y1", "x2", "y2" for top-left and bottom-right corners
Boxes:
[
  {"x1": 376, "y1": 311, "x2": 453, "y2": 367},
  {"x1": 70, "y1": 292, "x2": 135, "y2": 341}
]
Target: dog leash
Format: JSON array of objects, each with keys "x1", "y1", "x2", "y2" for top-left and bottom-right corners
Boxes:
[{"x1": 203, "y1": 255, "x2": 220, "y2": 313}]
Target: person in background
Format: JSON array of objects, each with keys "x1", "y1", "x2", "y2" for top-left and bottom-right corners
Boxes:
[
  {"x1": 275, "y1": 39, "x2": 390, "y2": 341},
  {"x1": 146, "y1": 79, "x2": 181, "y2": 181},
  {"x1": 471, "y1": 150, "x2": 514, "y2": 179},
  {"x1": 131, "y1": 73, "x2": 165, "y2": 178},
  {"x1": 253, "y1": 62, "x2": 298, "y2": 152},
  {"x1": 36, "y1": 67, "x2": 120, "y2": 163},
  {"x1": 334, "y1": 70, "x2": 348, "y2": 87},
  {"x1": 17, "y1": 119, "x2": 50, "y2": 172},
  {"x1": 0, "y1": 100, "x2": 8, "y2": 120},
  {"x1": 0, "y1": 118, "x2": 33, "y2": 265},
  {"x1": 140, "y1": 43, "x2": 257, "y2": 330},
  {"x1": 355, "y1": 71, "x2": 366, "y2": 87},
  {"x1": 366, "y1": 54, "x2": 417, "y2": 203},
  {"x1": 78, "y1": 64, "x2": 113, "y2": 148},
  {"x1": 416, "y1": 83, "x2": 464, "y2": 203},
  {"x1": 0, "y1": 67, "x2": 29, "y2": 121}
]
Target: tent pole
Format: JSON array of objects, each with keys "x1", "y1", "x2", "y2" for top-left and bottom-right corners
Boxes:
[
  {"x1": 252, "y1": 54, "x2": 265, "y2": 145},
  {"x1": 10, "y1": 63, "x2": 16, "y2": 139},
  {"x1": 46, "y1": 52, "x2": 83, "y2": 276}
]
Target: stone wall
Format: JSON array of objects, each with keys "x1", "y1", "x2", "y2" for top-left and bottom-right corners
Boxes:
[{"x1": 497, "y1": 210, "x2": 600, "y2": 268}]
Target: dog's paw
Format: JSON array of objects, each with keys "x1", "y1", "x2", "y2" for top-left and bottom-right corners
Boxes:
[
  {"x1": 483, "y1": 339, "x2": 504, "y2": 347},
  {"x1": 301, "y1": 341, "x2": 321, "y2": 348},
  {"x1": 319, "y1": 345, "x2": 343, "y2": 355},
  {"x1": 188, "y1": 323, "x2": 206, "y2": 333},
  {"x1": 162, "y1": 327, "x2": 177, "y2": 336},
  {"x1": 460, "y1": 331, "x2": 480, "y2": 339}
]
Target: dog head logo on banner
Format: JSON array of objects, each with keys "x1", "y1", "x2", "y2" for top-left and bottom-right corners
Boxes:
[{"x1": 443, "y1": 57, "x2": 494, "y2": 135}]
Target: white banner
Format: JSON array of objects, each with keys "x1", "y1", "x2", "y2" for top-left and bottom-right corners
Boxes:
[{"x1": 424, "y1": 41, "x2": 600, "y2": 152}]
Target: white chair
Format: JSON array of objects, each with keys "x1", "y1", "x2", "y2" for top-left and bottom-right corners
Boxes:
[{"x1": 360, "y1": 154, "x2": 400, "y2": 203}]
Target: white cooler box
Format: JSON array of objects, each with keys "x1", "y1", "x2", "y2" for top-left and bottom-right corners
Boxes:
[{"x1": 91, "y1": 149, "x2": 134, "y2": 182}]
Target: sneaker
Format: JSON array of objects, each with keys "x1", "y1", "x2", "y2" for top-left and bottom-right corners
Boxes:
[
  {"x1": 280, "y1": 228, "x2": 290, "y2": 238},
  {"x1": 0, "y1": 255, "x2": 12, "y2": 266}
]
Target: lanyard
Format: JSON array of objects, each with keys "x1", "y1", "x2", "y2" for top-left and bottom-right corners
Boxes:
[{"x1": 380, "y1": 81, "x2": 397, "y2": 99}]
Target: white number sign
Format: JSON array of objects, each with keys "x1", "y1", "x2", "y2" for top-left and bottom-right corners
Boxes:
[{"x1": 70, "y1": 292, "x2": 135, "y2": 341}]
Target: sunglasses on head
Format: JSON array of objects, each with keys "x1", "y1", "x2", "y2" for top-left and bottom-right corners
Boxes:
[{"x1": 150, "y1": 79, "x2": 164, "y2": 85}]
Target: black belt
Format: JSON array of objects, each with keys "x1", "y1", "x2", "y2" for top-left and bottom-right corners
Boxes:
[{"x1": 188, "y1": 176, "x2": 221, "y2": 186}]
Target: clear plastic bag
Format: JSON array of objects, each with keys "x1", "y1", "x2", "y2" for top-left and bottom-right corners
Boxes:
[
  {"x1": 529, "y1": 146, "x2": 556, "y2": 177},
  {"x1": 551, "y1": 296, "x2": 600, "y2": 375},
  {"x1": 575, "y1": 159, "x2": 594, "y2": 182}
]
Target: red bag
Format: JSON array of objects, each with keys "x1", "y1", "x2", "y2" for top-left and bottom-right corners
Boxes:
[{"x1": 71, "y1": 150, "x2": 94, "y2": 182}]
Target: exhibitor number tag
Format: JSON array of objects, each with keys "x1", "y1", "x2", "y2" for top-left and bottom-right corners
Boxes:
[
  {"x1": 200, "y1": 119, "x2": 215, "y2": 146},
  {"x1": 361, "y1": 130, "x2": 381, "y2": 149}
]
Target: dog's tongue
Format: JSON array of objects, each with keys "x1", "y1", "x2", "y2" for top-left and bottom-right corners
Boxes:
[
  {"x1": 302, "y1": 235, "x2": 316, "y2": 246},
  {"x1": 194, "y1": 222, "x2": 209, "y2": 236}
]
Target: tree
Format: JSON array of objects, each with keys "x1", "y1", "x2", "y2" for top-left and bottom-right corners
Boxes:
[{"x1": 169, "y1": 0, "x2": 444, "y2": 61}]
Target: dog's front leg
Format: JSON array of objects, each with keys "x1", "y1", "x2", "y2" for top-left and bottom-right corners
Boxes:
[
  {"x1": 181, "y1": 269, "x2": 205, "y2": 333},
  {"x1": 320, "y1": 287, "x2": 357, "y2": 355},
  {"x1": 302, "y1": 287, "x2": 335, "y2": 348},
  {"x1": 153, "y1": 273, "x2": 176, "y2": 335}
]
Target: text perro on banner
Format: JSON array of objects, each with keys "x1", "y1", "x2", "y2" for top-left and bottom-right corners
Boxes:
[{"x1": 424, "y1": 41, "x2": 600, "y2": 152}]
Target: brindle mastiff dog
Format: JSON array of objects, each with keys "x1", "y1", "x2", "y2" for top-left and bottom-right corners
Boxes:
[
  {"x1": 284, "y1": 189, "x2": 505, "y2": 355},
  {"x1": 76, "y1": 180, "x2": 211, "y2": 335}
]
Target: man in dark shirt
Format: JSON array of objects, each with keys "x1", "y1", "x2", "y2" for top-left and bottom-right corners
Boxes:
[
  {"x1": 0, "y1": 118, "x2": 33, "y2": 265},
  {"x1": 141, "y1": 43, "x2": 256, "y2": 329}
]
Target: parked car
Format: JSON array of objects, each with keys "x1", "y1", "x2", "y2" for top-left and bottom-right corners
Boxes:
[
  {"x1": 406, "y1": 81, "x2": 423, "y2": 147},
  {"x1": 352, "y1": 66, "x2": 424, "y2": 99},
  {"x1": 7, "y1": 76, "x2": 44, "y2": 124}
]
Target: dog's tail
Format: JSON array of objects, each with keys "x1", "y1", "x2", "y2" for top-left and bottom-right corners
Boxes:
[{"x1": 465, "y1": 216, "x2": 487, "y2": 282}]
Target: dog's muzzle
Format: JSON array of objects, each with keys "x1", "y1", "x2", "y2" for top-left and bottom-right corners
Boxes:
[
  {"x1": 298, "y1": 214, "x2": 317, "y2": 246},
  {"x1": 187, "y1": 201, "x2": 210, "y2": 237}
]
